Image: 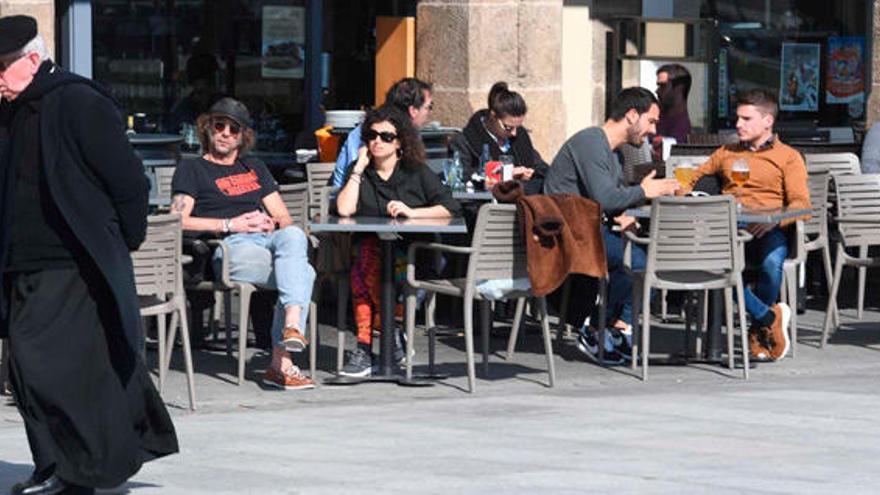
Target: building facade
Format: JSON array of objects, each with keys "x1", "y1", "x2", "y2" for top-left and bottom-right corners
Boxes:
[{"x1": 2, "y1": 0, "x2": 877, "y2": 159}]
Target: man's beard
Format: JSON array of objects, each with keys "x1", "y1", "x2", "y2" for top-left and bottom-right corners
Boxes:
[
  {"x1": 210, "y1": 140, "x2": 240, "y2": 158},
  {"x1": 626, "y1": 124, "x2": 643, "y2": 146}
]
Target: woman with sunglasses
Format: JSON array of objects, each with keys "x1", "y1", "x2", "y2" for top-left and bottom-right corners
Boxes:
[
  {"x1": 336, "y1": 105, "x2": 461, "y2": 377},
  {"x1": 450, "y1": 81, "x2": 548, "y2": 195},
  {"x1": 171, "y1": 98, "x2": 316, "y2": 390}
]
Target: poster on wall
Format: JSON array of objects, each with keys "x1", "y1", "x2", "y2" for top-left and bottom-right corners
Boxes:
[
  {"x1": 779, "y1": 43, "x2": 820, "y2": 112},
  {"x1": 261, "y1": 6, "x2": 305, "y2": 79},
  {"x1": 825, "y1": 36, "x2": 865, "y2": 105}
]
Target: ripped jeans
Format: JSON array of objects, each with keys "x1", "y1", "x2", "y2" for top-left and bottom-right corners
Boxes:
[{"x1": 214, "y1": 226, "x2": 316, "y2": 345}]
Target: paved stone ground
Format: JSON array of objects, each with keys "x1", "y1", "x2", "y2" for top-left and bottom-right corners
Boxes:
[{"x1": 1, "y1": 298, "x2": 879, "y2": 494}]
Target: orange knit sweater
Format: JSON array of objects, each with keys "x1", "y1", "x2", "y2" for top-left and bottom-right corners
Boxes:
[{"x1": 687, "y1": 139, "x2": 811, "y2": 226}]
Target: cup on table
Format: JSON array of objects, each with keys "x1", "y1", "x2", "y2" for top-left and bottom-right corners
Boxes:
[
  {"x1": 731, "y1": 158, "x2": 750, "y2": 208},
  {"x1": 673, "y1": 161, "x2": 698, "y2": 188}
]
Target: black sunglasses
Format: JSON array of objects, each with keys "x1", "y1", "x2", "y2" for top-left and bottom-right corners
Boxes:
[
  {"x1": 212, "y1": 119, "x2": 242, "y2": 135},
  {"x1": 363, "y1": 129, "x2": 397, "y2": 143},
  {"x1": 497, "y1": 118, "x2": 517, "y2": 133}
]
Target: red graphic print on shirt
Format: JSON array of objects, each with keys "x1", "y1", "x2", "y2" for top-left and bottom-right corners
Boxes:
[{"x1": 215, "y1": 170, "x2": 261, "y2": 196}]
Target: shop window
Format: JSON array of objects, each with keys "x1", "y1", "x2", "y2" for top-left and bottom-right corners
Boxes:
[{"x1": 702, "y1": 0, "x2": 870, "y2": 131}]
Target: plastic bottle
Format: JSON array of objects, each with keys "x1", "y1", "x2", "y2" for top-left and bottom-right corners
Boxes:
[
  {"x1": 479, "y1": 143, "x2": 491, "y2": 177},
  {"x1": 451, "y1": 150, "x2": 463, "y2": 191}
]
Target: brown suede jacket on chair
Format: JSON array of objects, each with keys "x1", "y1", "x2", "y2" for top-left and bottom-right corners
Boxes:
[{"x1": 492, "y1": 181, "x2": 608, "y2": 296}]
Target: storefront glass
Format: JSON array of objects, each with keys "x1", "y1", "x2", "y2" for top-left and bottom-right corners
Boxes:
[
  {"x1": 79, "y1": 0, "x2": 415, "y2": 152},
  {"x1": 702, "y1": 1, "x2": 870, "y2": 130}
]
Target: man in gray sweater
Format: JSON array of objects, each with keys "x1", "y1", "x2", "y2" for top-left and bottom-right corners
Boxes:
[{"x1": 545, "y1": 87, "x2": 679, "y2": 364}]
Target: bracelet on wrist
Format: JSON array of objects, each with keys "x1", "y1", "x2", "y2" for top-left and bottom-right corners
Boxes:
[{"x1": 222, "y1": 218, "x2": 231, "y2": 233}]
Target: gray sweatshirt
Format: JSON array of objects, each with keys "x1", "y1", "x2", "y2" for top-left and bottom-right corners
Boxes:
[{"x1": 543, "y1": 127, "x2": 646, "y2": 215}]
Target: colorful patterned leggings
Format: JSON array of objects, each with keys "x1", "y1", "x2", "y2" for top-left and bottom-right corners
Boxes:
[{"x1": 350, "y1": 236, "x2": 407, "y2": 345}]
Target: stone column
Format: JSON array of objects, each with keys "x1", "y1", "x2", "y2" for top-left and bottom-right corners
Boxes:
[
  {"x1": 868, "y1": 0, "x2": 880, "y2": 127},
  {"x1": 417, "y1": 0, "x2": 565, "y2": 159},
  {"x1": 0, "y1": 0, "x2": 55, "y2": 59}
]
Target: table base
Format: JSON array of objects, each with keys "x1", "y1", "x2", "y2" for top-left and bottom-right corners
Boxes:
[
  {"x1": 324, "y1": 373, "x2": 435, "y2": 387},
  {"x1": 666, "y1": 352, "x2": 758, "y2": 369}
]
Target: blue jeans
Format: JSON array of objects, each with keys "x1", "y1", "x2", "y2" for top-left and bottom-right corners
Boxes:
[
  {"x1": 743, "y1": 227, "x2": 787, "y2": 326},
  {"x1": 596, "y1": 224, "x2": 647, "y2": 326},
  {"x1": 214, "y1": 226, "x2": 316, "y2": 346}
]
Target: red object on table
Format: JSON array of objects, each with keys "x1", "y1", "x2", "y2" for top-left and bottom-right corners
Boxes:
[{"x1": 484, "y1": 161, "x2": 502, "y2": 188}]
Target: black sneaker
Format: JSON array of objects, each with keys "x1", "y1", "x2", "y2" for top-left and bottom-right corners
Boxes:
[
  {"x1": 576, "y1": 329, "x2": 625, "y2": 365},
  {"x1": 341, "y1": 348, "x2": 372, "y2": 377},
  {"x1": 609, "y1": 328, "x2": 633, "y2": 362}
]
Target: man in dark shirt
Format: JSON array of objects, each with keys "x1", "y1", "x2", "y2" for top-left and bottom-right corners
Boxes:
[
  {"x1": 172, "y1": 97, "x2": 317, "y2": 390},
  {"x1": 0, "y1": 16, "x2": 178, "y2": 494},
  {"x1": 655, "y1": 64, "x2": 692, "y2": 143},
  {"x1": 544, "y1": 87, "x2": 679, "y2": 364}
]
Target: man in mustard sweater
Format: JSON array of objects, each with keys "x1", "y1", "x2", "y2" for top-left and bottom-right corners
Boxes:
[{"x1": 687, "y1": 90, "x2": 810, "y2": 361}]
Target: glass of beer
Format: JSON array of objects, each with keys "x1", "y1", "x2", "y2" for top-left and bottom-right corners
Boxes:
[
  {"x1": 731, "y1": 159, "x2": 750, "y2": 206},
  {"x1": 673, "y1": 162, "x2": 697, "y2": 188}
]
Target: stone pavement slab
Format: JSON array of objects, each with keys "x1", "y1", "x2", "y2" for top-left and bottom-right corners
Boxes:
[{"x1": 1, "y1": 307, "x2": 879, "y2": 493}]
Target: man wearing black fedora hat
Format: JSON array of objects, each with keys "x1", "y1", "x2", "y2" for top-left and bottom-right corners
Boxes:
[
  {"x1": 0, "y1": 15, "x2": 178, "y2": 494},
  {"x1": 171, "y1": 97, "x2": 317, "y2": 390}
]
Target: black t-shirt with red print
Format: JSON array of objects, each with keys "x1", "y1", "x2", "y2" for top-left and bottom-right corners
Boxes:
[{"x1": 172, "y1": 156, "x2": 279, "y2": 219}]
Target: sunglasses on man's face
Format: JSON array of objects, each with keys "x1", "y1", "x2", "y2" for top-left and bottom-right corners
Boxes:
[
  {"x1": 212, "y1": 119, "x2": 241, "y2": 135},
  {"x1": 363, "y1": 129, "x2": 397, "y2": 143}
]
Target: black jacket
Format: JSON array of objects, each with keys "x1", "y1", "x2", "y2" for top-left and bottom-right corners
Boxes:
[
  {"x1": 0, "y1": 62, "x2": 150, "y2": 353},
  {"x1": 450, "y1": 109, "x2": 548, "y2": 195},
  {"x1": 342, "y1": 158, "x2": 461, "y2": 218}
]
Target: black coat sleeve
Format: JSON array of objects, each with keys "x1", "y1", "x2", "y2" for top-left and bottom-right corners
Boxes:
[
  {"x1": 70, "y1": 88, "x2": 150, "y2": 250},
  {"x1": 419, "y1": 166, "x2": 461, "y2": 216}
]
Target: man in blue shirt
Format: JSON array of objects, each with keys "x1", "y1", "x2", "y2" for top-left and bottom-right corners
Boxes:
[{"x1": 331, "y1": 78, "x2": 434, "y2": 187}]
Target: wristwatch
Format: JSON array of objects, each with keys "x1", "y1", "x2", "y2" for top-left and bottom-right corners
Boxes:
[{"x1": 222, "y1": 218, "x2": 231, "y2": 233}]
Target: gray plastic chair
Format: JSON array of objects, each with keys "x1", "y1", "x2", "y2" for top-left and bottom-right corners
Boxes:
[
  {"x1": 305, "y1": 162, "x2": 336, "y2": 220},
  {"x1": 821, "y1": 174, "x2": 880, "y2": 347},
  {"x1": 804, "y1": 152, "x2": 860, "y2": 176},
  {"x1": 627, "y1": 195, "x2": 750, "y2": 380},
  {"x1": 279, "y1": 182, "x2": 310, "y2": 229},
  {"x1": 279, "y1": 183, "x2": 325, "y2": 380},
  {"x1": 805, "y1": 152, "x2": 866, "y2": 316},
  {"x1": 308, "y1": 184, "x2": 351, "y2": 375},
  {"x1": 404, "y1": 203, "x2": 555, "y2": 393},
  {"x1": 620, "y1": 140, "x2": 653, "y2": 184},
  {"x1": 660, "y1": 155, "x2": 711, "y2": 323},
  {"x1": 780, "y1": 168, "x2": 834, "y2": 357},
  {"x1": 153, "y1": 166, "x2": 176, "y2": 208},
  {"x1": 192, "y1": 184, "x2": 319, "y2": 386},
  {"x1": 132, "y1": 213, "x2": 196, "y2": 410}
]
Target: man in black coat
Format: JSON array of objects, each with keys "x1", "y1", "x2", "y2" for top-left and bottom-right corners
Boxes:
[{"x1": 0, "y1": 16, "x2": 178, "y2": 494}]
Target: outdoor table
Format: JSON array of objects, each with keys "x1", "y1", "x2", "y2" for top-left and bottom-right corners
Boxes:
[
  {"x1": 832, "y1": 215, "x2": 880, "y2": 224},
  {"x1": 626, "y1": 204, "x2": 811, "y2": 224},
  {"x1": 309, "y1": 215, "x2": 468, "y2": 385},
  {"x1": 453, "y1": 191, "x2": 494, "y2": 202},
  {"x1": 625, "y1": 203, "x2": 812, "y2": 363}
]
